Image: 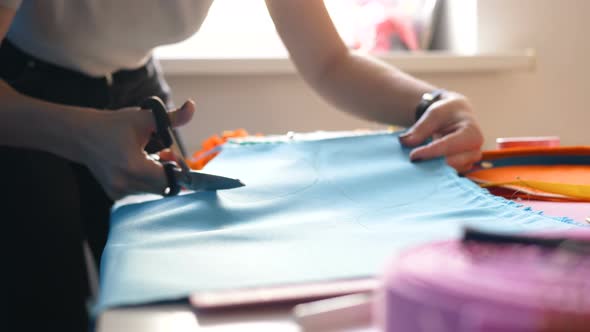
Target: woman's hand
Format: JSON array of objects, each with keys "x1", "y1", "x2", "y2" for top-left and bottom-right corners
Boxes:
[
  {"x1": 80, "y1": 100, "x2": 195, "y2": 200},
  {"x1": 399, "y1": 93, "x2": 483, "y2": 173}
]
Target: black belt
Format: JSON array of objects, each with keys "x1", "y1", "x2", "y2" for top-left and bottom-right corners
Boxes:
[
  {"x1": 0, "y1": 38, "x2": 187, "y2": 155},
  {"x1": 0, "y1": 39, "x2": 155, "y2": 87}
]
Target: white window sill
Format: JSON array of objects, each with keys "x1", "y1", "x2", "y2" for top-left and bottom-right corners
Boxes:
[{"x1": 157, "y1": 50, "x2": 536, "y2": 76}]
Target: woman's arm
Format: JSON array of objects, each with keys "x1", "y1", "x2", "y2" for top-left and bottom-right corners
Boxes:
[
  {"x1": 0, "y1": 5, "x2": 195, "y2": 198},
  {"x1": 265, "y1": 0, "x2": 432, "y2": 126},
  {"x1": 0, "y1": 3, "x2": 12, "y2": 37},
  {"x1": 265, "y1": 0, "x2": 483, "y2": 172}
]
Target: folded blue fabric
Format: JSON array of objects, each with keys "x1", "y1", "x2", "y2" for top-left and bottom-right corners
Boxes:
[{"x1": 97, "y1": 133, "x2": 579, "y2": 311}]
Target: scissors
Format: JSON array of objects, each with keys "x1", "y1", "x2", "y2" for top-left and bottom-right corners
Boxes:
[{"x1": 141, "y1": 96, "x2": 244, "y2": 196}]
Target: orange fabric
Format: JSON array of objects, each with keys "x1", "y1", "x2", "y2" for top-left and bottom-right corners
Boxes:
[
  {"x1": 483, "y1": 186, "x2": 578, "y2": 202},
  {"x1": 201, "y1": 135, "x2": 224, "y2": 151},
  {"x1": 469, "y1": 165, "x2": 590, "y2": 202},
  {"x1": 469, "y1": 165, "x2": 590, "y2": 185},
  {"x1": 469, "y1": 146, "x2": 590, "y2": 202},
  {"x1": 187, "y1": 129, "x2": 252, "y2": 170}
]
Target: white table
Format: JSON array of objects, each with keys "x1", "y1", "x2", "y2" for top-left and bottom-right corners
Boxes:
[
  {"x1": 97, "y1": 304, "x2": 298, "y2": 332},
  {"x1": 96, "y1": 304, "x2": 374, "y2": 331}
]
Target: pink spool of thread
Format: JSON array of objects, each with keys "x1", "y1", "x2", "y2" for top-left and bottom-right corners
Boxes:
[{"x1": 377, "y1": 230, "x2": 590, "y2": 332}]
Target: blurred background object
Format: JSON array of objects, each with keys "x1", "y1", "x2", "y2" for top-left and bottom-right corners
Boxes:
[{"x1": 345, "y1": 0, "x2": 440, "y2": 53}]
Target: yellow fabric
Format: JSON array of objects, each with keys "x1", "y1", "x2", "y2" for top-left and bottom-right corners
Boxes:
[{"x1": 480, "y1": 179, "x2": 590, "y2": 200}]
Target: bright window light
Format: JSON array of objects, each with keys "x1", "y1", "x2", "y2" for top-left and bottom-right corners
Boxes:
[{"x1": 155, "y1": 0, "x2": 477, "y2": 58}]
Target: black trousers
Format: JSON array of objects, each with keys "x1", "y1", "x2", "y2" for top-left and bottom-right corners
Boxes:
[{"x1": 0, "y1": 40, "x2": 173, "y2": 331}]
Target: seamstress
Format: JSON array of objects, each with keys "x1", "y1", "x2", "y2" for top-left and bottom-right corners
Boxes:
[{"x1": 0, "y1": 0, "x2": 483, "y2": 330}]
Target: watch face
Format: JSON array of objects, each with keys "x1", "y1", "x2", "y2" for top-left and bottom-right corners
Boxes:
[
  {"x1": 423, "y1": 92, "x2": 435, "y2": 101},
  {"x1": 424, "y1": 89, "x2": 445, "y2": 102}
]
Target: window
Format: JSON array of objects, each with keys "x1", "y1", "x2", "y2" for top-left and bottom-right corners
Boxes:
[{"x1": 155, "y1": 0, "x2": 477, "y2": 59}]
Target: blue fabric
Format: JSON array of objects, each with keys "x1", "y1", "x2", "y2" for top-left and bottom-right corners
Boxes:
[{"x1": 97, "y1": 133, "x2": 580, "y2": 312}]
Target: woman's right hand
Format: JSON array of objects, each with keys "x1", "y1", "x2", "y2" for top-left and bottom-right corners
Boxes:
[
  {"x1": 2, "y1": 73, "x2": 195, "y2": 200},
  {"x1": 79, "y1": 100, "x2": 195, "y2": 200},
  {"x1": 1, "y1": 5, "x2": 198, "y2": 200}
]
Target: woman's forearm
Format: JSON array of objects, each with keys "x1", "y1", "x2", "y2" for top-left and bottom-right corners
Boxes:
[
  {"x1": 0, "y1": 79, "x2": 93, "y2": 163},
  {"x1": 265, "y1": 0, "x2": 435, "y2": 127},
  {"x1": 308, "y1": 51, "x2": 435, "y2": 127}
]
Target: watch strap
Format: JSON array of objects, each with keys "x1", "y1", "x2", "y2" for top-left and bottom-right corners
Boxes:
[{"x1": 415, "y1": 89, "x2": 446, "y2": 122}]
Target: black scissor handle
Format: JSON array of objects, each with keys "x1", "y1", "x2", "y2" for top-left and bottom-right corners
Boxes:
[
  {"x1": 140, "y1": 97, "x2": 181, "y2": 196},
  {"x1": 162, "y1": 162, "x2": 181, "y2": 196},
  {"x1": 141, "y1": 96, "x2": 173, "y2": 154}
]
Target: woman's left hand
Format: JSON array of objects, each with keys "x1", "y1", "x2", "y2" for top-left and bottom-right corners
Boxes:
[{"x1": 398, "y1": 92, "x2": 484, "y2": 174}]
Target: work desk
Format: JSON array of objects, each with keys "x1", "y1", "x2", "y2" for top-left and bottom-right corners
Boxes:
[
  {"x1": 97, "y1": 304, "x2": 302, "y2": 332},
  {"x1": 95, "y1": 200, "x2": 589, "y2": 332}
]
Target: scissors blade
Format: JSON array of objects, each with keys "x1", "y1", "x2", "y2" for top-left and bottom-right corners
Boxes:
[{"x1": 174, "y1": 169, "x2": 245, "y2": 192}]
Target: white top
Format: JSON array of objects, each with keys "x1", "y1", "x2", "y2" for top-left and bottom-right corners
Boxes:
[{"x1": 2, "y1": 0, "x2": 214, "y2": 76}]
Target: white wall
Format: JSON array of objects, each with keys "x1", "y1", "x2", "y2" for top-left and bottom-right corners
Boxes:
[
  {"x1": 166, "y1": 0, "x2": 589, "y2": 154},
  {"x1": 475, "y1": 0, "x2": 589, "y2": 147}
]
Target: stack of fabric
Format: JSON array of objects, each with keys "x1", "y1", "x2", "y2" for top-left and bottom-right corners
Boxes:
[{"x1": 467, "y1": 146, "x2": 590, "y2": 202}]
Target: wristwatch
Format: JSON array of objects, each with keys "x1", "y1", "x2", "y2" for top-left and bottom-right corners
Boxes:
[{"x1": 415, "y1": 89, "x2": 446, "y2": 122}]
